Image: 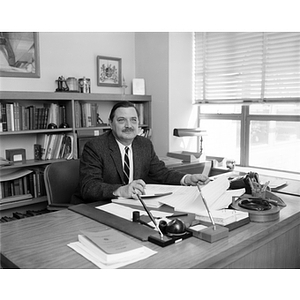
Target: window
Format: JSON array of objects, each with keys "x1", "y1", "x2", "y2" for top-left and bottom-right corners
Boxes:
[{"x1": 194, "y1": 33, "x2": 300, "y2": 173}]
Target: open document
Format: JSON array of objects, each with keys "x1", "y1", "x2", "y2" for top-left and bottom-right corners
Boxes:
[{"x1": 156, "y1": 176, "x2": 245, "y2": 216}]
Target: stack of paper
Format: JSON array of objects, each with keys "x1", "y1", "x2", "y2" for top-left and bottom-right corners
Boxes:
[{"x1": 68, "y1": 228, "x2": 156, "y2": 269}]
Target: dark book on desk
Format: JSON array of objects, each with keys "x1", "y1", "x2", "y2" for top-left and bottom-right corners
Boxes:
[{"x1": 78, "y1": 229, "x2": 144, "y2": 264}]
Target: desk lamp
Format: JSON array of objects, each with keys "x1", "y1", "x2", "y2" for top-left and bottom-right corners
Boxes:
[{"x1": 167, "y1": 128, "x2": 206, "y2": 162}]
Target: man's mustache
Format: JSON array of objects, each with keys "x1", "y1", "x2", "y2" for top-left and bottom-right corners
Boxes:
[{"x1": 122, "y1": 128, "x2": 134, "y2": 132}]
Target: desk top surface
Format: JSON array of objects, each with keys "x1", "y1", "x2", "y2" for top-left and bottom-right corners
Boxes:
[{"x1": 1, "y1": 191, "x2": 300, "y2": 269}]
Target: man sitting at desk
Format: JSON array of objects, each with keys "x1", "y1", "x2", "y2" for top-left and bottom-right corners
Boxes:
[{"x1": 71, "y1": 101, "x2": 209, "y2": 204}]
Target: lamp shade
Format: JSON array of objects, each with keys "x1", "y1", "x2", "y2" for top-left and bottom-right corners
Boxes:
[{"x1": 173, "y1": 128, "x2": 206, "y2": 137}]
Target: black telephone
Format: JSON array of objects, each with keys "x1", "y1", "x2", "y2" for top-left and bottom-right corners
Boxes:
[{"x1": 229, "y1": 171, "x2": 261, "y2": 194}]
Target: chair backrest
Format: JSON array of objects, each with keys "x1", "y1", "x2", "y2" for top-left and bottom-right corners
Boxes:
[{"x1": 44, "y1": 159, "x2": 80, "y2": 207}]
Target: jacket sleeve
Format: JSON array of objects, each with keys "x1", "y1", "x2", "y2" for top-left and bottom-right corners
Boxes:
[
  {"x1": 139, "y1": 138, "x2": 185, "y2": 184},
  {"x1": 79, "y1": 138, "x2": 122, "y2": 203}
]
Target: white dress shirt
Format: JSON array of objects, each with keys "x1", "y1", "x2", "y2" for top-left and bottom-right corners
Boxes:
[{"x1": 116, "y1": 140, "x2": 134, "y2": 183}]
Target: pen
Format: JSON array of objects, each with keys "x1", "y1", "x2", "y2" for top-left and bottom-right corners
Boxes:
[
  {"x1": 136, "y1": 193, "x2": 164, "y2": 239},
  {"x1": 138, "y1": 219, "x2": 155, "y2": 229},
  {"x1": 262, "y1": 181, "x2": 270, "y2": 192},
  {"x1": 197, "y1": 182, "x2": 217, "y2": 230},
  {"x1": 166, "y1": 213, "x2": 188, "y2": 219}
]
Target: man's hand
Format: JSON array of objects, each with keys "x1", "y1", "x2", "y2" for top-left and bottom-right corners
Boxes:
[
  {"x1": 113, "y1": 179, "x2": 146, "y2": 199},
  {"x1": 184, "y1": 174, "x2": 210, "y2": 186}
]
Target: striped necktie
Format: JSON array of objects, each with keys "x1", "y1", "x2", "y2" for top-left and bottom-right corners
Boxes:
[{"x1": 123, "y1": 146, "x2": 130, "y2": 184}]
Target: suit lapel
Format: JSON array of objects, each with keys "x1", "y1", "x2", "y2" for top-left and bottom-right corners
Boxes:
[
  {"x1": 108, "y1": 132, "x2": 124, "y2": 183},
  {"x1": 132, "y1": 138, "x2": 143, "y2": 179}
]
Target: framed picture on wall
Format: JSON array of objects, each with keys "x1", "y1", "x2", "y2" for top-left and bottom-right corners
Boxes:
[
  {"x1": 0, "y1": 32, "x2": 40, "y2": 78},
  {"x1": 97, "y1": 55, "x2": 122, "y2": 87}
]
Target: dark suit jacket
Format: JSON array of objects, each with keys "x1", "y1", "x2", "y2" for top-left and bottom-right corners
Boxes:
[{"x1": 72, "y1": 130, "x2": 185, "y2": 203}]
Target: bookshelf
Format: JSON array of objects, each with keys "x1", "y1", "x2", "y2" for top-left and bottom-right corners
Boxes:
[{"x1": 0, "y1": 91, "x2": 152, "y2": 212}]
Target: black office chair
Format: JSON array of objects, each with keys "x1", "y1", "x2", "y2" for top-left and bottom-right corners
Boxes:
[{"x1": 44, "y1": 159, "x2": 80, "y2": 210}]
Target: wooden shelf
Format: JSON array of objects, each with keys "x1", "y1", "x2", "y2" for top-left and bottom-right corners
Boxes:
[
  {"x1": 0, "y1": 128, "x2": 73, "y2": 136},
  {"x1": 0, "y1": 158, "x2": 68, "y2": 170},
  {"x1": 0, "y1": 91, "x2": 151, "y2": 102},
  {"x1": 0, "y1": 196, "x2": 47, "y2": 211}
]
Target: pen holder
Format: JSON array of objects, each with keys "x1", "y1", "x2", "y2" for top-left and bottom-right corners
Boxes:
[{"x1": 252, "y1": 188, "x2": 266, "y2": 199}]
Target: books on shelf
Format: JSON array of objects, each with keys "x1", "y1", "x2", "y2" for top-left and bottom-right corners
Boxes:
[
  {"x1": 0, "y1": 102, "x2": 67, "y2": 132},
  {"x1": 135, "y1": 103, "x2": 144, "y2": 124},
  {"x1": 68, "y1": 228, "x2": 157, "y2": 268},
  {"x1": 0, "y1": 167, "x2": 46, "y2": 203},
  {"x1": 36, "y1": 133, "x2": 76, "y2": 160},
  {"x1": 75, "y1": 101, "x2": 99, "y2": 128}
]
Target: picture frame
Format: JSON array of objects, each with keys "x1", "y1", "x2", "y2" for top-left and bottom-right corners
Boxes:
[
  {"x1": 0, "y1": 32, "x2": 40, "y2": 78},
  {"x1": 97, "y1": 55, "x2": 122, "y2": 87}
]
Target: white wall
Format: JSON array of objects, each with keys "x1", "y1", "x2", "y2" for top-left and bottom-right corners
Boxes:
[
  {"x1": 135, "y1": 32, "x2": 196, "y2": 156},
  {"x1": 169, "y1": 32, "x2": 198, "y2": 153},
  {"x1": 135, "y1": 33, "x2": 170, "y2": 156},
  {"x1": 0, "y1": 32, "x2": 136, "y2": 93}
]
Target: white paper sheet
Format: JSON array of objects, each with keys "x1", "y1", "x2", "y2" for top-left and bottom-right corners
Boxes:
[{"x1": 96, "y1": 203, "x2": 146, "y2": 221}]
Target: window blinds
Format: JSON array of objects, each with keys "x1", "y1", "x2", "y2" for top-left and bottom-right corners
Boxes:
[{"x1": 194, "y1": 32, "x2": 300, "y2": 103}]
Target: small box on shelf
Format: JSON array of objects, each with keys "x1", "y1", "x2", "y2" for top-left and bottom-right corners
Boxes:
[{"x1": 5, "y1": 148, "x2": 26, "y2": 163}]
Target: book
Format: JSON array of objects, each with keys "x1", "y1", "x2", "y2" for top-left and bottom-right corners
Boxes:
[
  {"x1": 77, "y1": 229, "x2": 145, "y2": 264},
  {"x1": 45, "y1": 134, "x2": 57, "y2": 160},
  {"x1": 47, "y1": 103, "x2": 59, "y2": 127},
  {"x1": 90, "y1": 103, "x2": 97, "y2": 126},
  {"x1": 62, "y1": 133, "x2": 75, "y2": 159},
  {"x1": 74, "y1": 100, "x2": 82, "y2": 128},
  {"x1": 135, "y1": 103, "x2": 144, "y2": 124},
  {"x1": 36, "y1": 134, "x2": 51, "y2": 160},
  {"x1": 195, "y1": 209, "x2": 249, "y2": 226},
  {"x1": 23, "y1": 107, "x2": 30, "y2": 130},
  {"x1": 0, "y1": 103, "x2": 7, "y2": 131},
  {"x1": 6, "y1": 103, "x2": 14, "y2": 131},
  {"x1": 81, "y1": 103, "x2": 92, "y2": 127}
]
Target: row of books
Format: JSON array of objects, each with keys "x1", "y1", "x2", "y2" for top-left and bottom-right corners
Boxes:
[
  {"x1": 0, "y1": 167, "x2": 46, "y2": 204},
  {"x1": 74, "y1": 101, "x2": 146, "y2": 128},
  {"x1": 36, "y1": 133, "x2": 75, "y2": 160},
  {"x1": 74, "y1": 101, "x2": 103, "y2": 128},
  {"x1": 0, "y1": 102, "x2": 67, "y2": 132}
]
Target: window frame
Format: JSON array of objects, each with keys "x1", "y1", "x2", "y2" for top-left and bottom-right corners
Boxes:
[
  {"x1": 198, "y1": 104, "x2": 300, "y2": 174},
  {"x1": 194, "y1": 32, "x2": 300, "y2": 174}
]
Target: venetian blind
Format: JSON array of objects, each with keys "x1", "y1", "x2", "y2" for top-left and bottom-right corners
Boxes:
[{"x1": 194, "y1": 32, "x2": 300, "y2": 103}]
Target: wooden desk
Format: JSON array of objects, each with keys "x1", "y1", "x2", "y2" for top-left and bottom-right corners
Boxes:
[{"x1": 1, "y1": 192, "x2": 300, "y2": 269}]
